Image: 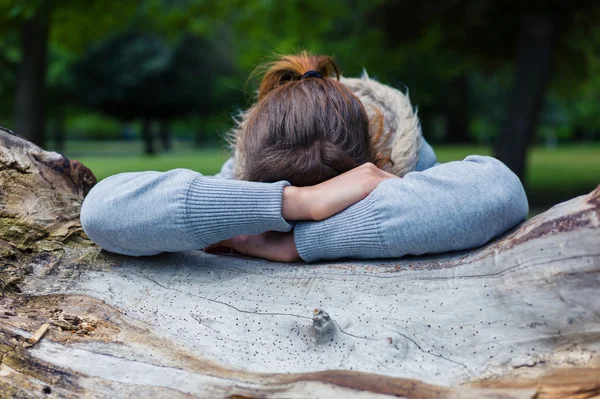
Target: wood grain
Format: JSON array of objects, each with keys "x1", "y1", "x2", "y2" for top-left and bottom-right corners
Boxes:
[{"x1": 1, "y1": 127, "x2": 598, "y2": 398}]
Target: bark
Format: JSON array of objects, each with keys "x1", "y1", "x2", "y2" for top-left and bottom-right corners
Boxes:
[
  {"x1": 494, "y1": 14, "x2": 554, "y2": 183},
  {"x1": 13, "y1": 3, "x2": 50, "y2": 148},
  {"x1": 444, "y1": 74, "x2": 471, "y2": 144},
  {"x1": 1, "y1": 127, "x2": 599, "y2": 398},
  {"x1": 141, "y1": 118, "x2": 155, "y2": 155},
  {"x1": 159, "y1": 119, "x2": 171, "y2": 152}
]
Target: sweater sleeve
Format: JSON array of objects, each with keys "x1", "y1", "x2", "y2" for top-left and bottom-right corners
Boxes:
[
  {"x1": 414, "y1": 136, "x2": 437, "y2": 171},
  {"x1": 294, "y1": 156, "x2": 528, "y2": 262},
  {"x1": 80, "y1": 169, "x2": 293, "y2": 256},
  {"x1": 214, "y1": 157, "x2": 235, "y2": 179}
]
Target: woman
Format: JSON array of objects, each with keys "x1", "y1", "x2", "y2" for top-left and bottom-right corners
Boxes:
[{"x1": 80, "y1": 53, "x2": 528, "y2": 262}]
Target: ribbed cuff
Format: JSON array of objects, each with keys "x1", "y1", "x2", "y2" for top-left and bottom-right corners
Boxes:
[
  {"x1": 184, "y1": 177, "x2": 294, "y2": 245},
  {"x1": 294, "y1": 195, "x2": 384, "y2": 262}
]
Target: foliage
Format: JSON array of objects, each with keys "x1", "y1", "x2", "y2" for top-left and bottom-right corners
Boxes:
[
  {"x1": 371, "y1": 0, "x2": 600, "y2": 145},
  {"x1": 74, "y1": 31, "x2": 232, "y2": 122},
  {"x1": 1, "y1": 0, "x2": 600, "y2": 144},
  {"x1": 65, "y1": 113, "x2": 125, "y2": 141},
  {"x1": 0, "y1": 0, "x2": 137, "y2": 50},
  {"x1": 74, "y1": 32, "x2": 171, "y2": 120},
  {"x1": 373, "y1": 1, "x2": 600, "y2": 82}
]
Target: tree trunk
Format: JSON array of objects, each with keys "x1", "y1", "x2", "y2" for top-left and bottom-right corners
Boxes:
[
  {"x1": 573, "y1": 126, "x2": 589, "y2": 142},
  {"x1": 13, "y1": 3, "x2": 50, "y2": 148},
  {"x1": 141, "y1": 118, "x2": 155, "y2": 155},
  {"x1": 494, "y1": 14, "x2": 554, "y2": 183},
  {"x1": 444, "y1": 74, "x2": 471, "y2": 144},
  {"x1": 53, "y1": 106, "x2": 66, "y2": 154},
  {"x1": 1, "y1": 127, "x2": 599, "y2": 398},
  {"x1": 159, "y1": 119, "x2": 171, "y2": 152}
]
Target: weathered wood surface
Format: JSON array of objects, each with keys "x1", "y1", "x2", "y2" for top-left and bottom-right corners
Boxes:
[{"x1": 1, "y1": 127, "x2": 599, "y2": 398}]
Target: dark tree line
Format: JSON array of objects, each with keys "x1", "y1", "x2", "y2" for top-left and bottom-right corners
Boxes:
[
  {"x1": 1, "y1": 0, "x2": 600, "y2": 183},
  {"x1": 374, "y1": 0, "x2": 600, "y2": 181},
  {"x1": 75, "y1": 33, "x2": 230, "y2": 154}
]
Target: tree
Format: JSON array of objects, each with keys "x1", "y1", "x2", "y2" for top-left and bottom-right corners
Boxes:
[
  {"x1": 374, "y1": 1, "x2": 600, "y2": 182},
  {"x1": 12, "y1": 2, "x2": 50, "y2": 148},
  {"x1": 74, "y1": 32, "x2": 171, "y2": 154},
  {"x1": 45, "y1": 48, "x2": 77, "y2": 153},
  {"x1": 495, "y1": 13, "x2": 554, "y2": 183},
  {"x1": 0, "y1": 32, "x2": 19, "y2": 124},
  {"x1": 75, "y1": 32, "x2": 232, "y2": 154},
  {"x1": 558, "y1": 53, "x2": 600, "y2": 142},
  {"x1": 0, "y1": 0, "x2": 137, "y2": 147}
]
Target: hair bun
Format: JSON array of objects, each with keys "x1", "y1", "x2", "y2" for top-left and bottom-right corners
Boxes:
[{"x1": 257, "y1": 51, "x2": 340, "y2": 99}]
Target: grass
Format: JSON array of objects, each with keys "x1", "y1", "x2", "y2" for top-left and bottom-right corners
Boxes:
[
  {"x1": 76, "y1": 151, "x2": 230, "y2": 180},
  {"x1": 434, "y1": 145, "x2": 600, "y2": 208},
  {"x1": 60, "y1": 140, "x2": 600, "y2": 211}
]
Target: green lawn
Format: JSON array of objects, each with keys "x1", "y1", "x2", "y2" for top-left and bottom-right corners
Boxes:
[
  {"x1": 66, "y1": 141, "x2": 599, "y2": 211},
  {"x1": 76, "y1": 151, "x2": 230, "y2": 180},
  {"x1": 434, "y1": 145, "x2": 600, "y2": 208}
]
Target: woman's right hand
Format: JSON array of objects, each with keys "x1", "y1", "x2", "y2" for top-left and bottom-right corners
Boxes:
[{"x1": 282, "y1": 162, "x2": 399, "y2": 221}]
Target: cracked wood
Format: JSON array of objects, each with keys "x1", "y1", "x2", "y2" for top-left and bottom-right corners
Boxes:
[{"x1": 1, "y1": 127, "x2": 599, "y2": 398}]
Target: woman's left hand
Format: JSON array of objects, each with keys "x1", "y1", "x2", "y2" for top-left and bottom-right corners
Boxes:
[{"x1": 204, "y1": 232, "x2": 301, "y2": 263}]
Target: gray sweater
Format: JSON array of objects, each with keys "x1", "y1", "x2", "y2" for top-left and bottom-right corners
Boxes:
[{"x1": 80, "y1": 139, "x2": 528, "y2": 262}]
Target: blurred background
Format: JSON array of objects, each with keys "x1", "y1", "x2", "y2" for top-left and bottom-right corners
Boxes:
[{"x1": 1, "y1": 0, "x2": 599, "y2": 213}]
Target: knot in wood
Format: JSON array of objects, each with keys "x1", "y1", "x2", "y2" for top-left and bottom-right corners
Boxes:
[{"x1": 312, "y1": 308, "x2": 335, "y2": 344}]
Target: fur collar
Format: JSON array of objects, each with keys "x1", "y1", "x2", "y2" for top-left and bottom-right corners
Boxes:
[{"x1": 341, "y1": 72, "x2": 422, "y2": 177}]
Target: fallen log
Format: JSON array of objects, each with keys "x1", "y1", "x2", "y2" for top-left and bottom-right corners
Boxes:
[{"x1": 0, "y1": 127, "x2": 599, "y2": 398}]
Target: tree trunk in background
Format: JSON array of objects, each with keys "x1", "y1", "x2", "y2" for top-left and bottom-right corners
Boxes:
[
  {"x1": 573, "y1": 126, "x2": 588, "y2": 142},
  {"x1": 494, "y1": 14, "x2": 554, "y2": 183},
  {"x1": 444, "y1": 74, "x2": 471, "y2": 144},
  {"x1": 14, "y1": 3, "x2": 50, "y2": 148},
  {"x1": 159, "y1": 119, "x2": 171, "y2": 152},
  {"x1": 141, "y1": 118, "x2": 155, "y2": 155},
  {"x1": 53, "y1": 106, "x2": 66, "y2": 154}
]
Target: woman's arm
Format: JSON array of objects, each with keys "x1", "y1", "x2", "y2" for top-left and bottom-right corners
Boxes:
[
  {"x1": 80, "y1": 169, "x2": 293, "y2": 256},
  {"x1": 294, "y1": 155, "x2": 528, "y2": 262},
  {"x1": 80, "y1": 159, "x2": 395, "y2": 258}
]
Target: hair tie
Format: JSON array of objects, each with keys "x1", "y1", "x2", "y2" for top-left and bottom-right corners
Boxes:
[{"x1": 301, "y1": 70, "x2": 322, "y2": 79}]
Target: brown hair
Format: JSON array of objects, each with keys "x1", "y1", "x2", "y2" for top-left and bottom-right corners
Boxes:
[{"x1": 238, "y1": 52, "x2": 384, "y2": 187}]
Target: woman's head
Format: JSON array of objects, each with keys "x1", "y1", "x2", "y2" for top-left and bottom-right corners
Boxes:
[{"x1": 238, "y1": 52, "x2": 381, "y2": 187}]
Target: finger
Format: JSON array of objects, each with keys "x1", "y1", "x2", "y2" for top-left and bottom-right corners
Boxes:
[
  {"x1": 204, "y1": 236, "x2": 245, "y2": 252},
  {"x1": 225, "y1": 240, "x2": 268, "y2": 260},
  {"x1": 217, "y1": 235, "x2": 260, "y2": 256}
]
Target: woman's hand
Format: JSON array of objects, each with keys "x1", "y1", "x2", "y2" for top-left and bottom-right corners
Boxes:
[
  {"x1": 204, "y1": 232, "x2": 301, "y2": 263},
  {"x1": 282, "y1": 162, "x2": 399, "y2": 221}
]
